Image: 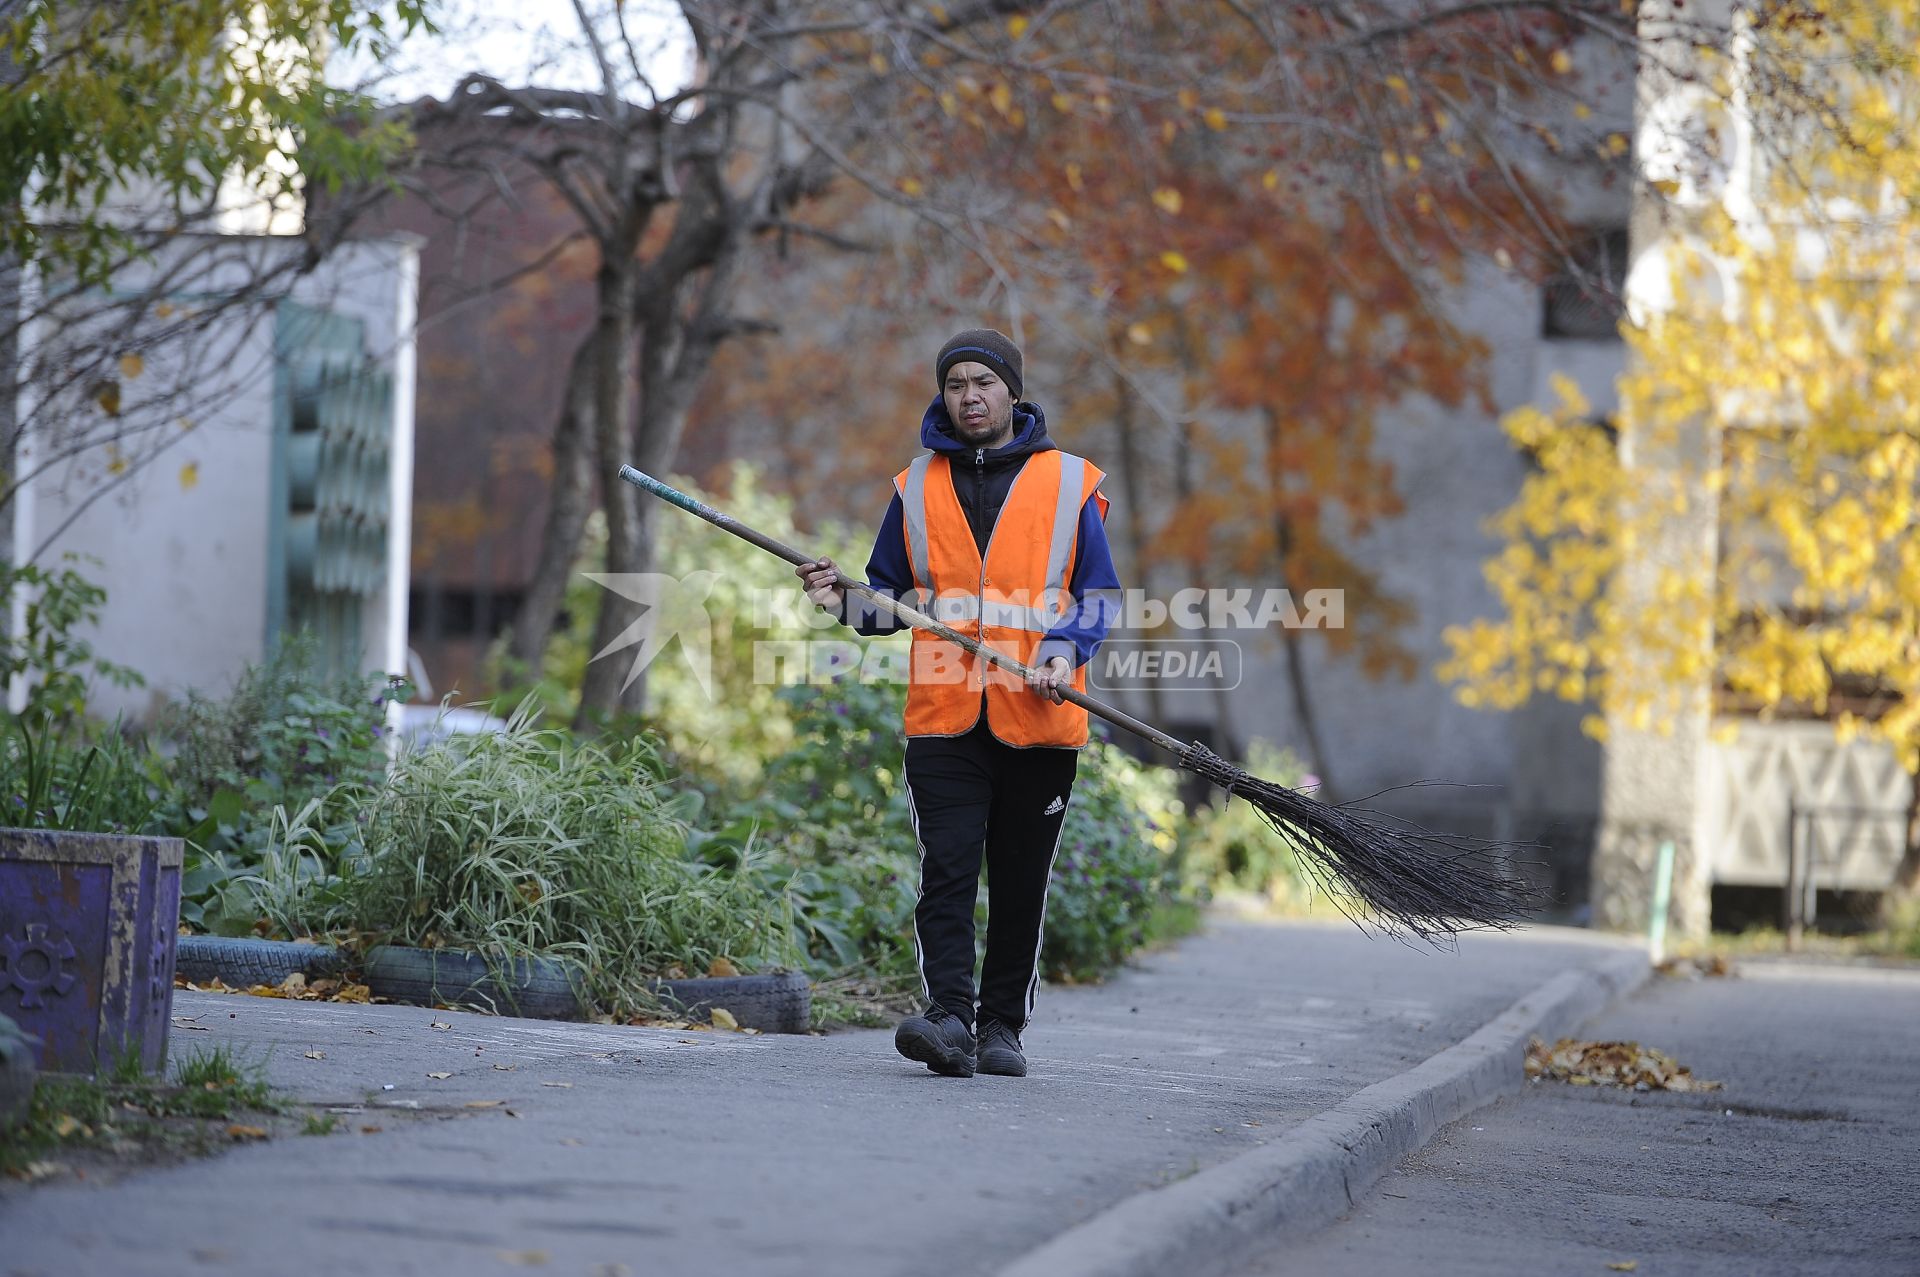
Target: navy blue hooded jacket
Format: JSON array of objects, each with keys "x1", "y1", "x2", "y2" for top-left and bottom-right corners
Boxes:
[{"x1": 837, "y1": 396, "x2": 1122, "y2": 670}]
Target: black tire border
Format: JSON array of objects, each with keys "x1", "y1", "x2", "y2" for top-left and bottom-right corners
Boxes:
[
  {"x1": 175, "y1": 936, "x2": 347, "y2": 988},
  {"x1": 652, "y1": 971, "x2": 811, "y2": 1034},
  {"x1": 361, "y1": 945, "x2": 587, "y2": 1021}
]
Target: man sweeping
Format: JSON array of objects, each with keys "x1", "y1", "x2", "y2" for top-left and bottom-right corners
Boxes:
[{"x1": 796, "y1": 328, "x2": 1121, "y2": 1078}]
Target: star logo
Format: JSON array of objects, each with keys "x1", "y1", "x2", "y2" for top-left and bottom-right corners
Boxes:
[{"x1": 583, "y1": 571, "x2": 720, "y2": 699}]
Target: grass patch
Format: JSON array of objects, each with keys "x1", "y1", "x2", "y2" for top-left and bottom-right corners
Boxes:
[
  {"x1": 300, "y1": 1112, "x2": 338, "y2": 1136},
  {"x1": 171, "y1": 1044, "x2": 275, "y2": 1115},
  {"x1": 2, "y1": 1046, "x2": 284, "y2": 1184},
  {"x1": 251, "y1": 704, "x2": 796, "y2": 1019},
  {"x1": 808, "y1": 970, "x2": 919, "y2": 1031},
  {"x1": 1141, "y1": 896, "x2": 1205, "y2": 951},
  {"x1": 1673, "y1": 914, "x2": 1920, "y2": 965}
]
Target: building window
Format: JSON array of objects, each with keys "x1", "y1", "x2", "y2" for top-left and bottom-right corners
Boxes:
[{"x1": 1542, "y1": 228, "x2": 1629, "y2": 340}]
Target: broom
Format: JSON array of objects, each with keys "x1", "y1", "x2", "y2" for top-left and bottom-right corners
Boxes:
[{"x1": 618, "y1": 465, "x2": 1545, "y2": 942}]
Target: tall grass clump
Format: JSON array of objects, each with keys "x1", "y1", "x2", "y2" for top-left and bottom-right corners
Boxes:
[{"x1": 267, "y1": 704, "x2": 797, "y2": 1017}]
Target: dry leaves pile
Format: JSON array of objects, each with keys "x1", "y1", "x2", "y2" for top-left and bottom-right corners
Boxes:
[
  {"x1": 177, "y1": 957, "x2": 760, "y2": 1031},
  {"x1": 176, "y1": 972, "x2": 373, "y2": 1003},
  {"x1": 1655, "y1": 954, "x2": 1733, "y2": 980},
  {"x1": 1526, "y1": 1038, "x2": 1724, "y2": 1093}
]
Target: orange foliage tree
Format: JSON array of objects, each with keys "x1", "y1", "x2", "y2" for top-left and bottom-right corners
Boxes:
[{"x1": 682, "y1": 0, "x2": 1633, "y2": 787}]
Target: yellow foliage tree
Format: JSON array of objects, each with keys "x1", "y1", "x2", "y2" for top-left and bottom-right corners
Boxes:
[{"x1": 1440, "y1": 7, "x2": 1920, "y2": 898}]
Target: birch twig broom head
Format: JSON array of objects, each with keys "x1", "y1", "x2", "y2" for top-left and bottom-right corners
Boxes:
[{"x1": 1177, "y1": 743, "x2": 1546, "y2": 942}]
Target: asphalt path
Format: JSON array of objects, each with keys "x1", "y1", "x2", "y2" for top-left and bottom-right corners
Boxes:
[
  {"x1": 1238, "y1": 958, "x2": 1920, "y2": 1276},
  {"x1": 2, "y1": 918, "x2": 1633, "y2": 1277}
]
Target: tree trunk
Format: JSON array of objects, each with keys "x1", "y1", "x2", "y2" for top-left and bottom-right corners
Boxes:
[
  {"x1": 573, "y1": 263, "x2": 643, "y2": 725},
  {"x1": 1110, "y1": 355, "x2": 1163, "y2": 727},
  {"x1": 1263, "y1": 407, "x2": 1337, "y2": 801},
  {"x1": 573, "y1": 221, "x2": 750, "y2": 725},
  {"x1": 506, "y1": 334, "x2": 600, "y2": 671}
]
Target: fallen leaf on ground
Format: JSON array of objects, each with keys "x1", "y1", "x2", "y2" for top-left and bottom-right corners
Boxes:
[
  {"x1": 1655, "y1": 955, "x2": 1733, "y2": 980},
  {"x1": 707, "y1": 956, "x2": 739, "y2": 978},
  {"x1": 244, "y1": 983, "x2": 289, "y2": 999},
  {"x1": 304, "y1": 1051, "x2": 326, "y2": 1060},
  {"x1": 710, "y1": 1007, "x2": 739, "y2": 1031},
  {"x1": 51, "y1": 1114, "x2": 87, "y2": 1138},
  {"x1": 1608, "y1": 1263, "x2": 1639, "y2": 1272},
  {"x1": 426, "y1": 1072, "x2": 453, "y2": 1080},
  {"x1": 1526, "y1": 1038, "x2": 1723, "y2": 1092},
  {"x1": 495, "y1": 1251, "x2": 550, "y2": 1268},
  {"x1": 279, "y1": 973, "x2": 307, "y2": 994},
  {"x1": 359, "y1": 1125, "x2": 383, "y2": 1134},
  {"x1": 464, "y1": 1100, "x2": 506, "y2": 1109},
  {"x1": 226, "y1": 1124, "x2": 269, "y2": 1141},
  {"x1": 334, "y1": 983, "x2": 372, "y2": 1004},
  {"x1": 9, "y1": 1161, "x2": 68, "y2": 1183}
]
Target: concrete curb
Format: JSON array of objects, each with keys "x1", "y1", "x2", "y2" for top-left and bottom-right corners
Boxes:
[{"x1": 998, "y1": 945, "x2": 1652, "y2": 1277}]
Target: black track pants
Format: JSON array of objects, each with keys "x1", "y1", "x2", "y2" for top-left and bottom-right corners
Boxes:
[{"x1": 904, "y1": 717, "x2": 1079, "y2": 1031}]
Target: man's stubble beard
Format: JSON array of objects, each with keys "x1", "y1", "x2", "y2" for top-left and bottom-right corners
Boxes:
[{"x1": 956, "y1": 403, "x2": 1016, "y2": 449}]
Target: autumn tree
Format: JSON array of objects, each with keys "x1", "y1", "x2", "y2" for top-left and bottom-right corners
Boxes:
[
  {"x1": 1442, "y1": 5, "x2": 1920, "y2": 904},
  {"x1": 440, "y1": 0, "x2": 1844, "y2": 754},
  {"x1": 677, "y1": 0, "x2": 1651, "y2": 789}
]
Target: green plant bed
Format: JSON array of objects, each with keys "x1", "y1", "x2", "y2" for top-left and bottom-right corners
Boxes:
[
  {"x1": 151, "y1": 636, "x2": 410, "y2": 933},
  {"x1": 247, "y1": 705, "x2": 797, "y2": 1020}
]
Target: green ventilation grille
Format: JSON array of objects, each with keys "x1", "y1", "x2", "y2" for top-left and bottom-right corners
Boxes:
[{"x1": 271, "y1": 304, "x2": 393, "y2": 673}]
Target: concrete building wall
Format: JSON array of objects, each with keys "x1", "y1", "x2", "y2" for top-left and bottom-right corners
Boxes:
[
  {"x1": 1193, "y1": 268, "x2": 1623, "y2": 856},
  {"x1": 10, "y1": 233, "x2": 418, "y2": 720}
]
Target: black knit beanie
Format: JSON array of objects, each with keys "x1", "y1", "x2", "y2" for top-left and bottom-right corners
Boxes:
[{"x1": 935, "y1": 328, "x2": 1024, "y2": 401}]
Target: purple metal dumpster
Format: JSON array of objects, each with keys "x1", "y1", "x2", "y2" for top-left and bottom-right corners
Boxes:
[{"x1": 0, "y1": 828, "x2": 183, "y2": 1075}]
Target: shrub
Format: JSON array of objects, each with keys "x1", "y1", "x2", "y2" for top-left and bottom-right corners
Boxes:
[
  {"x1": 152, "y1": 636, "x2": 407, "y2": 932},
  {"x1": 1, "y1": 712, "x2": 166, "y2": 834},
  {"x1": 0, "y1": 556, "x2": 143, "y2": 726},
  {"x1": 1178, "y1": 741, "x2": 1319, "y2": 906},
  {"x1": 254, "y1": 704, "x2": 797, "y2": 1018},
  {"x1": 706, "y1": 675, "x2": 920, "y2": 988},
  {"x1": 485, "y1": 465, "x2": 882, "y2": 782},
  {"x1": 1040, "y1": 731, "x2": 1189, "y2": 983}
]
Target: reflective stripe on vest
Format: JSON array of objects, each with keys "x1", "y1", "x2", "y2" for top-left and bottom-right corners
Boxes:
[{"x1": 901, "y1": 453, "x2": 933, "y2": 604}]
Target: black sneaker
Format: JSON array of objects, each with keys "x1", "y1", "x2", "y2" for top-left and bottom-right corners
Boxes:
[
  {"x1": 894, "y1": 1006, "x2": 976, "y2": 1078},
  {"x1": 975, "y1": 1017, "x2": 1027, "y2": 1077}
]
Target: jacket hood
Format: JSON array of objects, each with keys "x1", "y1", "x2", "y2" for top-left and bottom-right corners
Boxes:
[{"x1": 920, "y1": 395, "x2": 1056, "y2": 459}]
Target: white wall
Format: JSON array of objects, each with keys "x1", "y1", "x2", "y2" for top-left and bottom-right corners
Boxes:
[{"x1": 11, "y1": 233, "x2": 418, "y2": 720}]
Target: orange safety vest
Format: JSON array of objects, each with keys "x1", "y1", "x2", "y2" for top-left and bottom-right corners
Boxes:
[{"x1": 894, "y1": 449, "x2": 1109, "y2": 748}]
